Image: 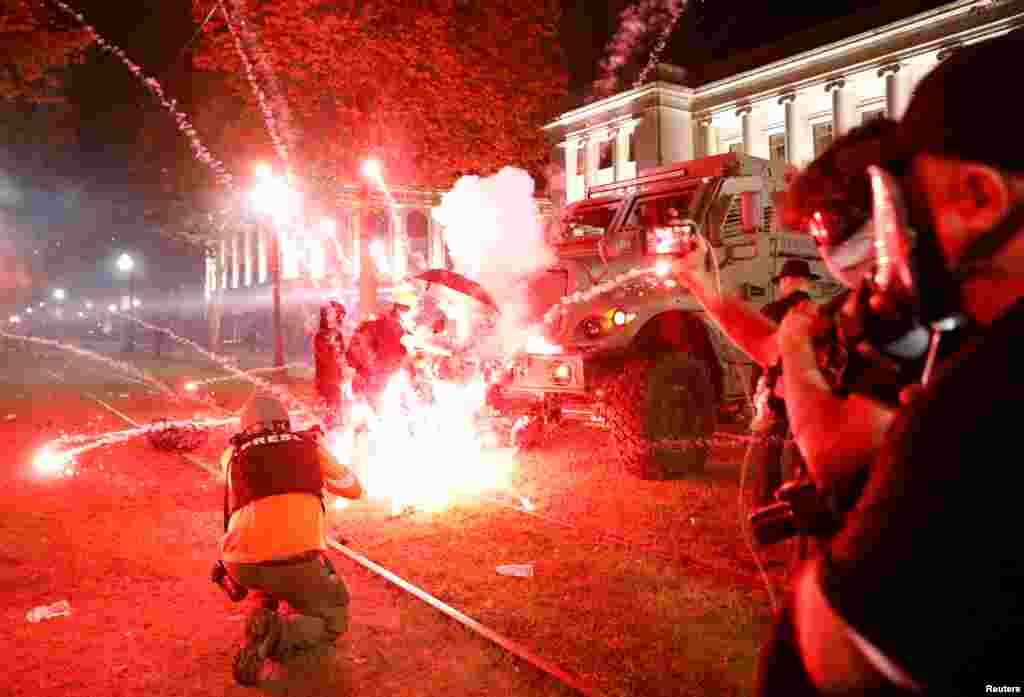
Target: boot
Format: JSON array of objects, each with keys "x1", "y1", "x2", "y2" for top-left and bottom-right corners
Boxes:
[{"x1": 232, "y1": 607, "x2": 281, "y2": 686}]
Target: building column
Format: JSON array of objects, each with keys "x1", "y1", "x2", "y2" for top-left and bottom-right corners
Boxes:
[
  {"x1": 220, "y1": 237, "x2": 228, "y2": 290},
  {"x1": 257, "y1": 226, "x2": 268, "y2": 284},
  {"x1": 351, "y1": 207, "x2": 362, "y2": 277},
  {"x1": 583, "y1": 137, "x2": 597, "y2": 189},
  {"x1": 244, "y1": 227, "x2": 253, "y2": 286},
  {"x1": 231, "y1": 233, "x2": 239, "y2": 289},
  {"x1": 826, "y1": 78, "x2": 850, "y2": 137},
  {"x1": 613, "y1": 128, "x2": 627, "y2": 181},
  {"x1": 879, "y1": 63, "x2": 902, "y2": 119},
  {"x1": 564, "y1": 137, "x2": 578, "y2": 188},
  {"x1": 737, "y1": 106, "x2": 753, "y2": 156},
  {"x1": 700, "y1": 116, "x2": 715, "y2": 157},
  {"x1": 205, "y1": 255, "x2": 215, "y2": 300},
  {"x1": 426, "y1": 212, "x2": 437, "y2": 269},
  {"x1": 779, "y1": 93, "x2": 797, "y2": 165},
  {"x1": 391, "y1": 209, "x2": 405, "y2": 281}
]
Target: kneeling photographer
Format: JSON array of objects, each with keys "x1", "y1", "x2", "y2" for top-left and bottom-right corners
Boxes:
[
  {"x1": 215, "y1": 392, "x2": 364, "y2": 686},
  {"x1": 760, "y1": 31, "x2": 1024, "y2": 696}
]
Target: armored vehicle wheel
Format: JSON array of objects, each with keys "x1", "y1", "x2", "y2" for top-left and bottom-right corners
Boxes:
[{"x1": 602, "y1": 352, "x2": 718, "y2": 480}]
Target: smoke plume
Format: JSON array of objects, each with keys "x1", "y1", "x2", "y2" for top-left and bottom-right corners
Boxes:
[
  {"x1": 596, "y1": 0, "x2": 687, "y2": 96},
  {"x1": 431, "y1": 167, "x2": 556, "y2": 355}
]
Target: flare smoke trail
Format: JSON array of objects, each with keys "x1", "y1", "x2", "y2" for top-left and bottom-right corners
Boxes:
[
  {"x1": 0, "y1": 330, "x2": 179, "y2": 400},
  {"x1": 50, "y1": 1, "x2": 234, "y2": 190},
  {"x1": 119, "y1": 313, "x2": 311, "y2": 417},
  {"x1": 431, "y1": 167, "x2": 555, "y2": 353},
  {"x1": 596, "y1": 0, "x2": 687, "y2": 95},
  {"x1": 218, "y1": 0, "x2": 295, "y2": 175}
]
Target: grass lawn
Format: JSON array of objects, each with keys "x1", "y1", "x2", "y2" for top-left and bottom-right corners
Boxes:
[{"x1": 3, "y1": 346, "x2": 792, "y2": 696}]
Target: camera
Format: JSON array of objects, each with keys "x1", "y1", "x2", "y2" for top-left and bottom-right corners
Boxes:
[
  {"x1": 211, "y1": 560, "x2": 248, "y2": 602},
  {"x1": 749, "y1": 281, "x2": 935, "y2": 546},
  {"x1": 749, "y1": 478, "x2": 843, "y2": 546}
]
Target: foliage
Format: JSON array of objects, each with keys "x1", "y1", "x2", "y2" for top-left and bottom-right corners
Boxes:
[
  {"x1": 0, "y1": 0, "x2": 93, "y2": 103},
  {"x1": 188, "y1": 0, "x2": 568, "y2": 189}
]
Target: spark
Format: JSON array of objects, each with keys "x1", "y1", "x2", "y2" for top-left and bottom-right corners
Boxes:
[{"x1": 326, "y1": 371, "x2": 516, "y2": 515}]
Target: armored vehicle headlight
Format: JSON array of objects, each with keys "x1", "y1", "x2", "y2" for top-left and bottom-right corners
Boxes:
[{"x1": 550, "y1": 362, "x2": 572, "y2": 385}]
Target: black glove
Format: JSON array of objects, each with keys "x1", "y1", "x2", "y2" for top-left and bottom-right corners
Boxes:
[{"x1": 211, "y1": 560, "x2": 248, "y2": 602}]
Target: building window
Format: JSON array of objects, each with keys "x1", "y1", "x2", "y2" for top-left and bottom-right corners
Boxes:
[
  {"x1": 406, "y1": 210, "x2": 430, "y2": 273},
  {"x1": 861, "y1": 108, "x2": 885, "y2": 124},
  {"x1": 576, "y1": 144, "x2": 585, "y2": 176},
  {"x1": 813, "y1": 122, "x2": 834, "y2": 157},
  {"x1": 769, "y1": 133, "x2": 786, "y2": 162},
  {"x1": 627, "y1": 130, "x2": 635, "y2": 162},
  {"x1": 727, "y1": 142, "x2": 743, "y2": 154},
  {"x1": 598, "y1": 138, "x2": 614, "y2": 170}
]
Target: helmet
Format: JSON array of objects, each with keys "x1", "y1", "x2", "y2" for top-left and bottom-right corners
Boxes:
[{"x1": 240, "y1": 392, "x2": 290, "y2": 432}]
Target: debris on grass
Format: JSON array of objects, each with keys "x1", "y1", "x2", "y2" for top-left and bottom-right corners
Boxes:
[{"x1": 496, "y1": 563, "x2": 535, "y2": 578}]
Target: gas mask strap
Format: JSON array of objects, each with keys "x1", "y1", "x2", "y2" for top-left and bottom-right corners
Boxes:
[
  {"x1": 920, "y1": 331, "x2": 941, "y2": 387},
  {"x1": 920, "y1": 313, "x2": 971, "y2": 387},
  {"x1": 954, "y1": 202, "x2": 1024, "y2": 279}
]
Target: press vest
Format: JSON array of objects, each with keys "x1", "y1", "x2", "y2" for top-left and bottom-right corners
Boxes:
[{"x1": 227, "y1": 430, "x2": 324, "y2": 521}]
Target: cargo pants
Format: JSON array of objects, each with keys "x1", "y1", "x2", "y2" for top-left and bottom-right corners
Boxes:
[{"x1": 226, "y1": 555, "x2": 350, "y2": 660}]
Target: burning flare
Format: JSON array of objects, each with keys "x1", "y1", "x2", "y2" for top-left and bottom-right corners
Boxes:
[{"x1": 329, "y1": 370, "x2": 514, "y2": 515}]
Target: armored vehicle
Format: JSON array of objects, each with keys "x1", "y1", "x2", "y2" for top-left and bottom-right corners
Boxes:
[{"x1": 488, "y1": 152, "x2": 837, "y2": 479}]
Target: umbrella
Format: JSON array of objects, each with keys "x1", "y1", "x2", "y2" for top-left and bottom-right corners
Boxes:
[{"x1": 414, "y1": 269, "x2": 500, "y2": 314}]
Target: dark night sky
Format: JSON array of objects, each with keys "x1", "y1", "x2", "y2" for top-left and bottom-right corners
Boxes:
[
  {"x1": 4, "y1": 0, "x2": 951, "y2": 307},
  {"x1": 562, "y1": 0, "x2": 950, "y2": 92}
]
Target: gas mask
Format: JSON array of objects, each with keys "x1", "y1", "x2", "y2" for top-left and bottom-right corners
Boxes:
[
  {"x1": 807, "y1": 207, "x2": 878, "y2": 290},
  {"x1": 862, "y1": 164, "x2": 1024, "y2": 381}
]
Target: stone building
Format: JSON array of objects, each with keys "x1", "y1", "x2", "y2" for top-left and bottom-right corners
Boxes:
[{"x1": 545, "y1": 0, "x2": 1024, "y2": 204}]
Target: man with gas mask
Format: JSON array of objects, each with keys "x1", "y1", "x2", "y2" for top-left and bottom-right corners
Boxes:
[
  {"x1": 759, "y1": 31, "x2": 1024, "y2": 695},
  {"x1": 676, "y1": 117, "x2": 906, "y2": 512},
  {"x1": 216, "y1": 392, "x2": 363, "y2": 686}
]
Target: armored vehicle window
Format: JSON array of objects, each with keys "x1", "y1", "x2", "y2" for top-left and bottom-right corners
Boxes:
[
  {"x1": 623, "y1": 191, "x2": 697, "y2": 233},
  {"x1": 562, "y1": 203, "x2": 620, "y2": 240}
]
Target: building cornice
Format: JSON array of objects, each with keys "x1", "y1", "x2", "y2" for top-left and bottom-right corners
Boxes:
[
  {"x1": 544, "y1": 0, "x2": 1024, "y2": 133},
  {"x1": 542, "y1": 80, "x2": 693, "y2": 133},
  {"x1": 692, "y1": 0, "x2": 1024, "y2": 115},
  {"x1": 563, "y1": 116, "x2": 644, "y2": 144}
]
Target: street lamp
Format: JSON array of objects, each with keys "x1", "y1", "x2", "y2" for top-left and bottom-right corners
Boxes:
[
  {"x1": 9, "y1": 315, "x2": 20, "y2": 324},
  {"x1": 108, "y1": 303, "x2": 117, "y2": 313},
  {"x1": 249, "y1": 163, "x2": 297, "y2": 368},
  {"x1": 116, "y1": 253, "x2": 136, "y2": 353},
  {"x1": 53, "y1": 288, "x2": 66, "y2": 301}
]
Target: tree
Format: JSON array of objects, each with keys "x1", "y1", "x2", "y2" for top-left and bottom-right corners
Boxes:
[
  {"x1": 0, "y1": 0, "x2": 93, "y2": 103},
  {"x1": 188, "y1": 0, "x2": 568, "y2": 189}
]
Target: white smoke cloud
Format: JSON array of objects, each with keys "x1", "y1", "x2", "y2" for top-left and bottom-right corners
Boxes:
[{"x1": 431, "y1": 167, "x2": 556, "y2": 355}]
